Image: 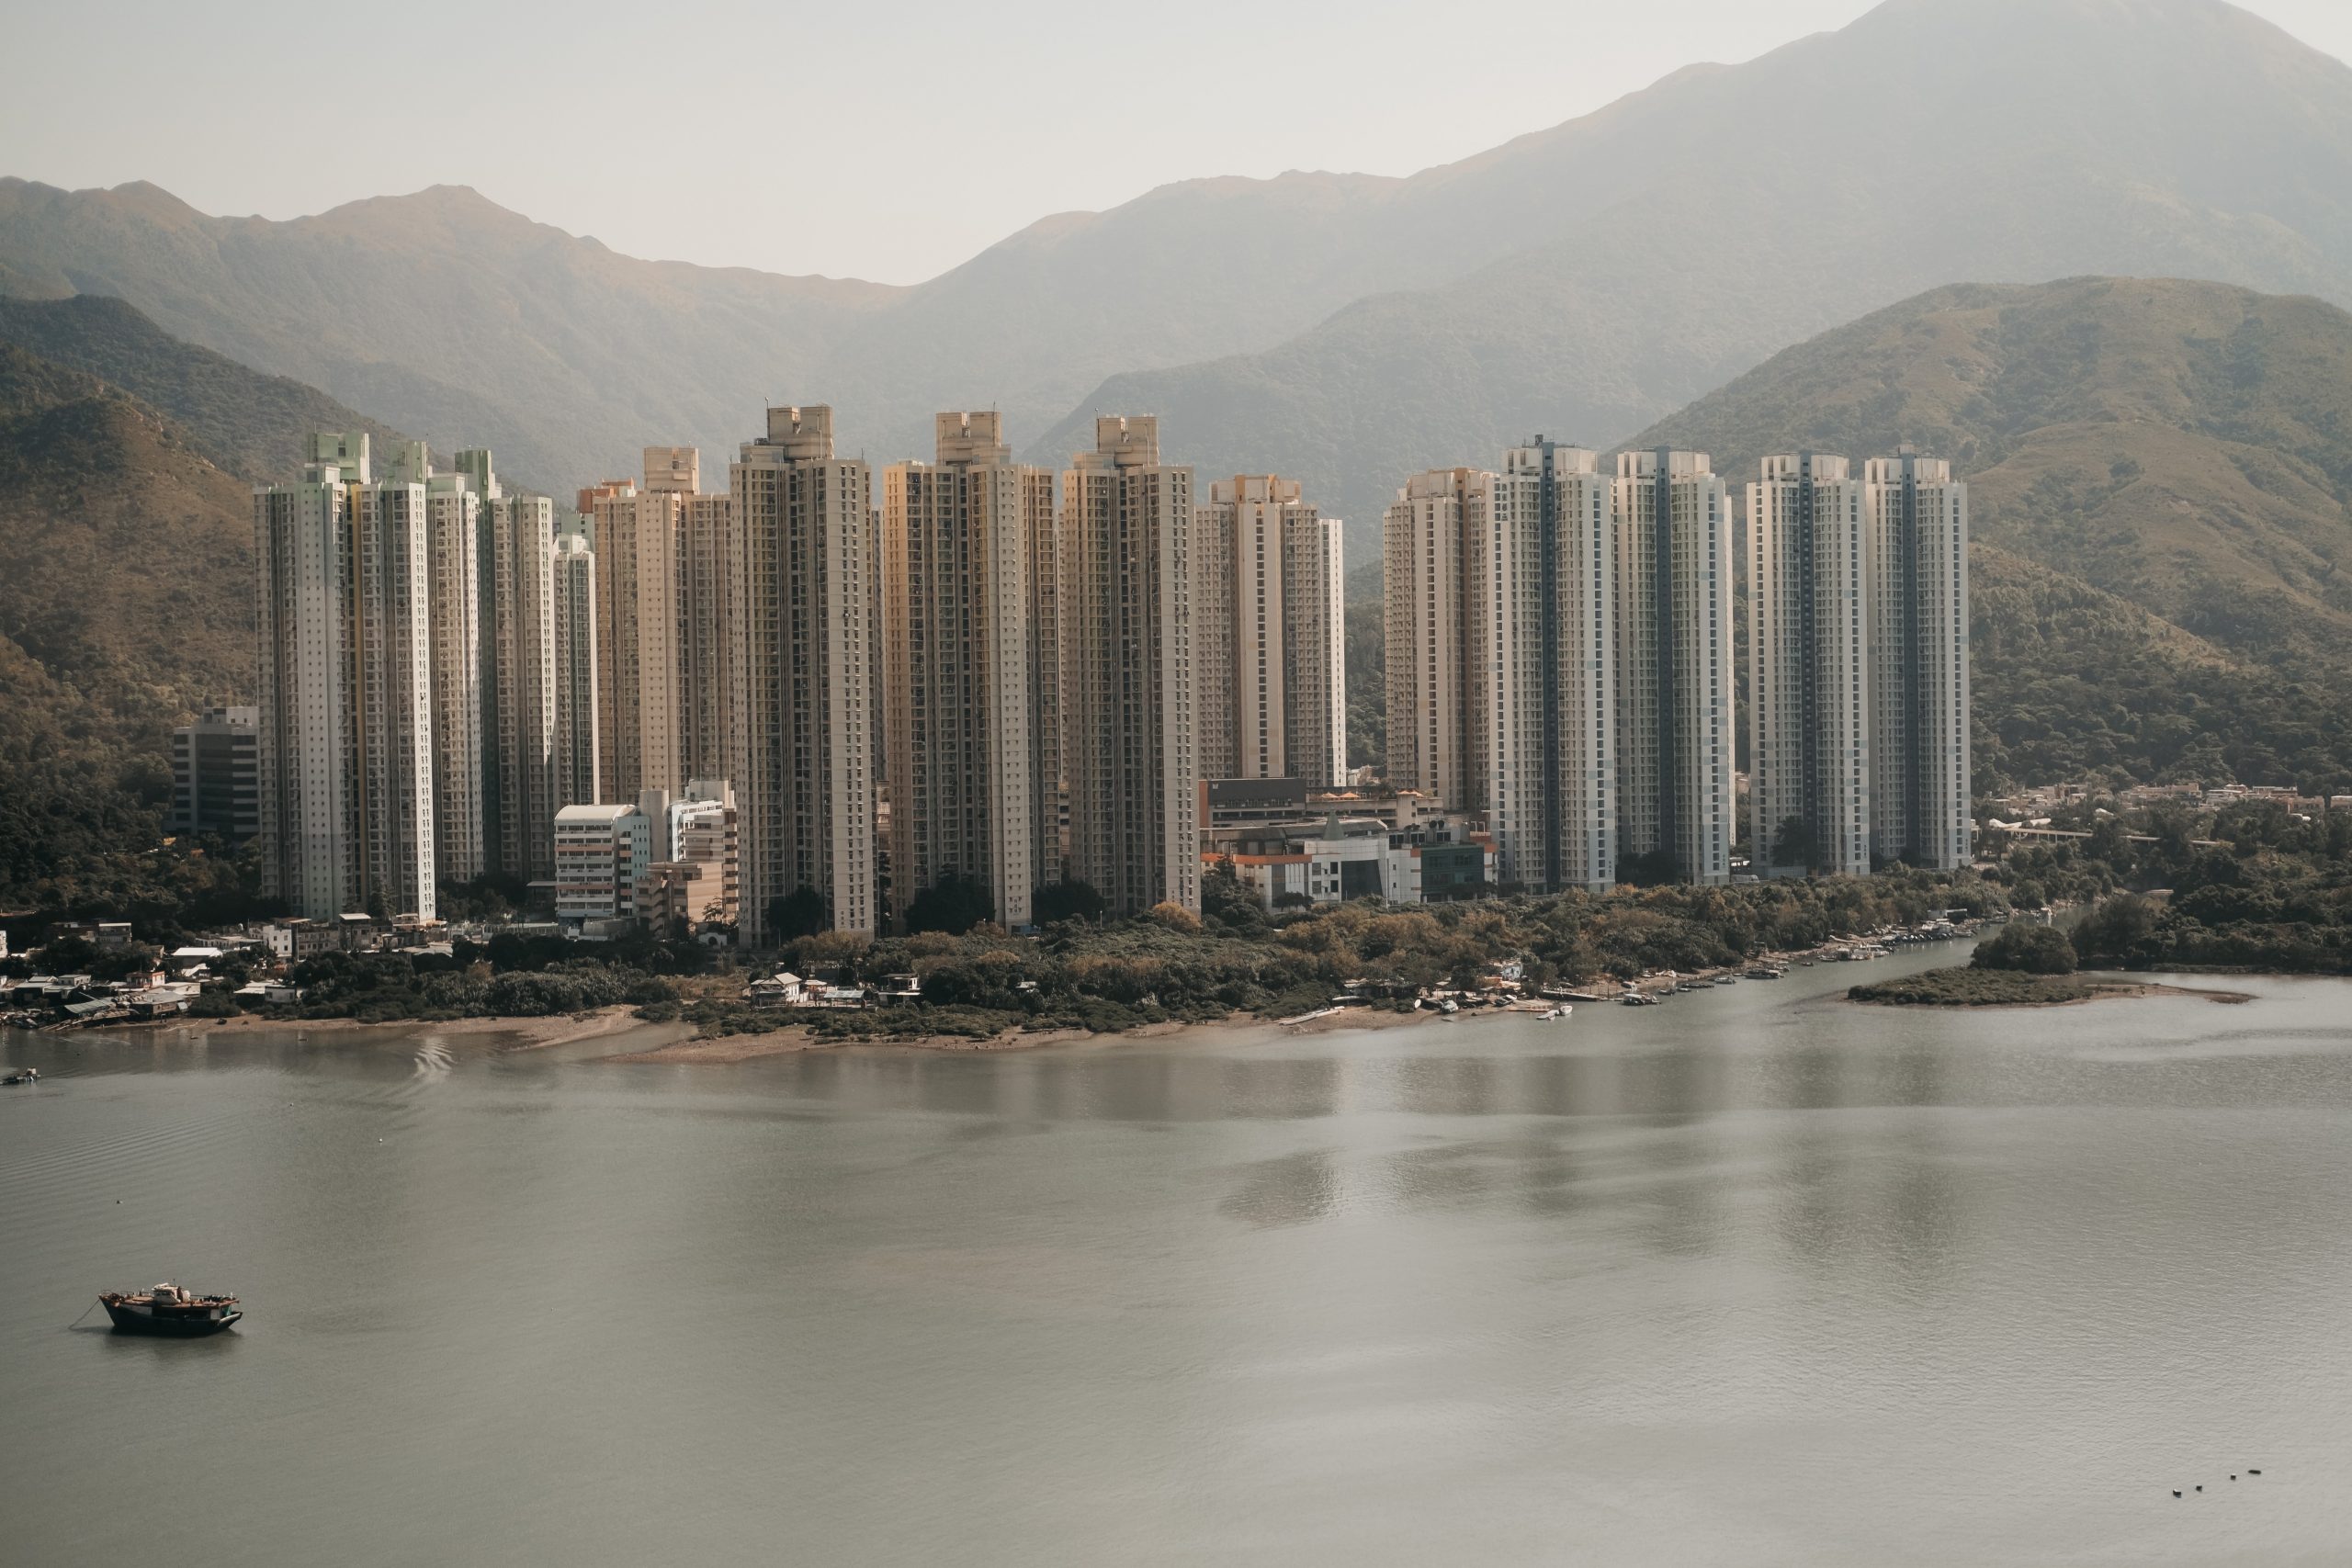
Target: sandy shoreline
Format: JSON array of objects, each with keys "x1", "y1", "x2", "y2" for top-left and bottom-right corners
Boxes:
[
  {"x1": 594, "y1": 1000, "x2": 1555, "y2": 1065},
  {"x1": 126, "y1": 1006, "x2": 665, "y2": 1050}
]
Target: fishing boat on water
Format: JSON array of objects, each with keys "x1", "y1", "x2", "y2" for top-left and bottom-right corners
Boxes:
[{"x1": 98, "y1": 1284, "x2": 242, "y2": 1337}]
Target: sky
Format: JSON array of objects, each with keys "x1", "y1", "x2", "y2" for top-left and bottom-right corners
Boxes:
[{"x1": 6, "y1": 0, "x2": 2349, "y2": 286}]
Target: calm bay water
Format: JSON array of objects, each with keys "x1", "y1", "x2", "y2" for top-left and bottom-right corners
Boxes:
[{"x1": 6, "y1": 951, "x2": 2352, "y2": 1565}]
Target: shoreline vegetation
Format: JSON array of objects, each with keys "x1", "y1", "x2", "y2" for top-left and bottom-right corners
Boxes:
[{"x1": 1847, "y1": 968, "x2": 2255, "y2": 1009}]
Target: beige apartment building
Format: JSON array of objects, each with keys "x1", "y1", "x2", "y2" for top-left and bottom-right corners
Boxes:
[
  {"x1": 1749, "y1": 454, "x2": 1873, "y2": 878},
  {"x1": 881, "y1": 412, "x2": 1056, "y2": 931},
  {"x1": 1061, "y1": 416, "x2": 1199, "y2": 915},
  {"x1": 590, "y1": 448, "x2": 737, "y2": 801},
  {"x1": 1865, "y1": 452, "x2": 1973, "y2": 871},
  {"x1": 1195, "y1": 476, "x2": 1347, "y2": 789},
  {"x1": 1381, "y1": 447, "x2": 1615, "y2": 893},
  {"x1": 1383, "y1": 468, "x2": 1481, "y2": 815},
  {"x1": 730, "y1": 406, "x2": 878, "y2": 940},
  {"x1": 406, "y1": 449, "x2": 485, "y2": 885},
  {"x1": 1612, "y1": 448, "x2": 1735, "y2": 886}
]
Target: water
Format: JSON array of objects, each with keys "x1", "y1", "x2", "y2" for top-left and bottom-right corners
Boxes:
[{"x1": 6, "y1": 953, "x2": 2351, "y2": 1565}]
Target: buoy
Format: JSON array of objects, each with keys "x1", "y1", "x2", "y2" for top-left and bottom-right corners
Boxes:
[{"x1": 2171, "y1": 1490, "x2": 2182, "y2": 1499}]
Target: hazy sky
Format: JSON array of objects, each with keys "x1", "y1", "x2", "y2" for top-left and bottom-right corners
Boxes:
[{"x1": 7, "y1": 0, "x2": 2348, "y2": 285}]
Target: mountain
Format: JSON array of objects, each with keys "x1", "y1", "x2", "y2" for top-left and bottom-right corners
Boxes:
[
  {"x1": 7, "y1": 0, "x2": 2351, "y2": 515},
  {"x1": 0, "y1": 341, "x2": 255, "y2": 784},
  {"x1": 1630, "y1": 276, "x2": 2352, "y2": 675},
  {"x1": 1035, "y1": 0, "x2": 2352, "y2": 555},
  {"x1": 0, "y1": 294, "x2": 406, "y2": 480}
]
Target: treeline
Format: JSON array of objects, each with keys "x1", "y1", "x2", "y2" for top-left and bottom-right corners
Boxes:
[{"x1": 669, "y1": 867, "x2": 2005, "y2": 1042}]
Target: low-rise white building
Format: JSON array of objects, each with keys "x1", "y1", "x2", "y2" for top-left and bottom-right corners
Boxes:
[{"x1": 553, "y1": 804, "x2": 652, "y2": 928}]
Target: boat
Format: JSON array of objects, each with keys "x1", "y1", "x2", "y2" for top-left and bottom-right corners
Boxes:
[
  {"x1": 1620, "y1": 991, "x2": 1659, "y2": 1008},
  {"x1": 1543, "y1": 1006, "x2": 1574, "y2": 1021},
  {"x1": 98, "y1": 1283, "x2": 242, "y2": 1337},
  {"x1": 1745, "y1": 968, "x2": 1784, "y2": 981},
  {"x1": 3, "y1": 1067, "x2": 38, "y2": 1085},
  {"x1": 1713, "y1": 976, "x2": 1739, "y2": 987}
]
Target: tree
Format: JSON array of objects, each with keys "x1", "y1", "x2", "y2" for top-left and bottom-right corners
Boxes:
[
  {"x1": 1148, "y1": 901, "x2": 1202, "y2": 933},
  {"x1": 903, "y1": 870, "x2": 995, "y2": 936},
  {"x1": 764, "y1": 886, "x2": 830, "y2": 944},
  {"x1": 1973, "y1": 922, "x2": 2078, "y2": 976},
  {"x1": 1032, "y1": 880, "x2": 1106, "y2": 924},
  {"x1": 1770, "y1": 815, "x2": 1823, "y2": 871},
  {"x1": 1200, "y1": 867, "x2": 1269, "y2": 934}
]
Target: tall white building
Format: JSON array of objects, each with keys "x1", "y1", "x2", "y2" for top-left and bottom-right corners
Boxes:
[
  {"x1": 400, "y1": 446, "x2": 485, "y2": 886},
  {"x1": 1748, "y1": 454, "x2": 1873, "y2": 877},
  {"x1": 254, "y1": 432, "x2": 438, "y2": 920},
  {"x1": 730, "y1": 406, "x2": 878, "y2": 941},
  {"x1": 1480, "y1": 443, "x2": 1617, "y2": 893},
  {"x1": 551, "y1": 522, "x2": 601, "y2": 814},
  {"x1": 1612, "y1": 449, "x2": 1734, "y2": 886},
  {"x1": 881, "y1": 412, "x2": 1055, "y2": 931},
  {"x1": 1195, "y1": 476, "x2": 1347, "y2": 789},
  {"x1": 1866, "y1": 452, "x2": 1973, "y2": 870},
  {"x1": 1061, "y1": 416, "x2": 1199, "y2": 915}
]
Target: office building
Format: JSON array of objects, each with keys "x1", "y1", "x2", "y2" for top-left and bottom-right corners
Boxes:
[
  {"x1": 1748, "y1": 454, "x2": 1873, "y2": 876},
  {"x1": 254, "y1": 432, "x2": 438, "y2": 919},
  {"x1": 730, "y1": 406, "x2": 878, "y2": 941},
  {"x1": 166, "y1": 705, "x2": 260, "y2": 842},
  {"x1": 1866, "y1": 452, "x2": 1973, "y2": 870},
  {"x1": 881, "y1": 412, "x2": 1056, "y2": 931},
  {"x1": 1612, "y1": 448, "x2": 1734, "y2": 886},
  {"x1": 1195, "y1": 476, "x2": 1347, "y2": 789},
  {"x1": 1060, "y1": 416, "x2": 1199, "y2": 915}
]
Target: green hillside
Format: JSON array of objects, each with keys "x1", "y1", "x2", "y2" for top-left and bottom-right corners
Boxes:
[
  {"x1": 0, "y1": 293, "x2": 406, "y2": 480},
  {"x1": 1632, "y1": 277, "x2": 2352, "y2": 673},
  {"x1": 0, "y1": 342, "x2": 255, "y2": 782}
]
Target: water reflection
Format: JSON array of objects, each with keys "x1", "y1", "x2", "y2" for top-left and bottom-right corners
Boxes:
[{"x1": 1219, "y1": 1150, "x2": 1340, "y2": 1229}]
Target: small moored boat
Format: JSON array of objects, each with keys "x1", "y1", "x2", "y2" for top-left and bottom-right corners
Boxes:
[
  {"x1": 99, "y1": 1283, "x2": 242, "y2": 1337},
  {"x1": 3, "y1": 1067, "x2": 38, "y2": 1085}
]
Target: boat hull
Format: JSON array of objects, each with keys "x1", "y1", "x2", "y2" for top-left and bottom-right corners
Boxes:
[{"x1": 101, "y1": 1301, "x2": 242, "y2": 1337}]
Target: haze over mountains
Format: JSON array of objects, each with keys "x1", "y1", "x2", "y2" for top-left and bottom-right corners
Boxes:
[{"x1": 4, "y1": 0, "x2": 2349, "y2": 555}]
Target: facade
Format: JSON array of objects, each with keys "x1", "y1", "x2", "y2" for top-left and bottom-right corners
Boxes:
[
  {"x1": 1060, "y1": 416, "x2": 1200, "y2": 915},
  {"x1": 1383, "y1": 468, "x2": 1480, "y2": 814},
  {"x1": 639, "y1": 778, "x2": 741, "y2": 932},
  {"x1": 1476, "y1": 443, "x2": 1616, "y2": 893},
  {"x1": 730, "y1": 406, "x2": 878, "y2": 941},
  {"x1": 1194, "y1": 476, "x2": 1348, "y2": 789},
  {"x1": 1381, "y1": 446, "x2": 1615, "y2": 893},
  {"x1": 254, "y1": 432, "x2": 437, "y2": 920},
  {"x1": 409, "y1": 450, "x2": 484, "y2": 885},
  {"x1": 1611, "y1": 449, "x2": 1735, "y2": 886},
  {"x1": 881, "y1": 412, "x2": 1055, "y2": 931},
  {"x1": 1748, "y1": 454, "x2": 1873, "y2": 876},
  {"x1": 551, "y1": 523, "x2": 601, "y2": 813},
  {"x1": 485, "y1": 481, "x2": 561, "y2": 883},
  {"x1": 166, "y1": 705, "x2": 260, "y2": 842},
  {"x1": 1866, "y1": 452, "x2": 1973, "y2": 870},
  {"x1": 1207, "y1": 814, "x2": 1495, "y2": 910},
  {"x1": 591, "y1": 452, "x2": 736, "y2": 802},
  {"x1": 552, "y1": 803, "x2": 651, "y2": 929}
]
